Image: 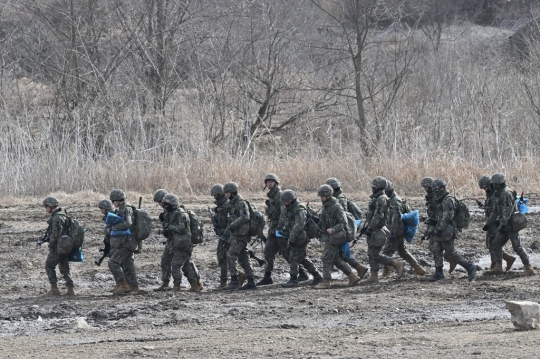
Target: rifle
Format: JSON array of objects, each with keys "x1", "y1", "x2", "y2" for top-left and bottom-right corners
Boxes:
[
  {"x1": 94, "y1": 240, "x2": 111, "y2": 266},
  {"x1": 475, "y1": 199, "x2": 485, "y2": 209},
  {"x1": 350, "y1": 221, "x2": 368, "y2": 249},
  {"x1": 36, "y1": 234, "x2": 50, "y2": 247}
]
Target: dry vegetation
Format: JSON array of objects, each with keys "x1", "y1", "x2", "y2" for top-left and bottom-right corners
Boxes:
[{"x1": 0, "y1": 0, "x2": 540, "y2": 197}]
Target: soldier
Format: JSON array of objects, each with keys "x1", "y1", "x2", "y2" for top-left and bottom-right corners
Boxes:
[
  {"x1": 153, "y1": 189, "x2": 201, "y2": 292},
  {"x1": 108, "y1": 189, "x2": 139, "y2": 295},
  {"x1": 223, "y1": 182, "x2": 257, "y2": 290},
  {"x1": 483, "y1": 174, "x2": 535, "y2": 276},
  {"x1": 426, "y1": 180, "x2": 477, "y2": 282},
  {"x1": 325, "y1": 177, "x2": 369, "y2": 279},
  {"x1": 280, "y1": 190, "x2": 323, "y2": 287},
  {"x1": 362, "y1": 177, "x2": 404, "y2": 284},
  {"x1": 97, "y1": 199, "x2": 115, "y2": 291},
  {"x1": 208, "y1": 184, "x2": 247, "y2": 290},
  {"x1": 42, "y1": 196, "x2": 75, "y2": 296},
  {"x1": 477, "y1": 176, "x2": 515, "y2": 271},
  {"x1": 382, "y1": 181, "x2": 426, "y2": 276},
  {"x1": 315, "y1": 184, "x2": 360, "y2": 289},
  {"x1": 258, "y1": 174, "x2": 309, "y2": 285}
]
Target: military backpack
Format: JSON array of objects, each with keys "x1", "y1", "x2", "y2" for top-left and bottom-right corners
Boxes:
[
  {"x1": 453, "y1": 198, "x2": 471, "y2": 230},
  {"x1": 245, "y1": 200, "x2": 266, "y2": 238},
  {"x1": 128, "y1": 204, "x2": 152, "y2": 242},
  {"x1": 346, "y1": 200, "x2": 363, "y2": 220},
  {"x1": 57, "y1": 212, "x2": 86, "y2": 255},
  {"x1": 181, "y1": 206, "x2": 204, "y2": 244}
]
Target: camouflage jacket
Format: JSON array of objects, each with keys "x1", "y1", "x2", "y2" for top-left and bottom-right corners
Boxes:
[
  {"x1": 214, "y1": 195, "x2": 229, "y2": 233},
  {"x1": 483, "y1": 187, "x2": 496, "y2": 218},
  {"x1": 367, "y1": 190, "x2": 388, "y2": 230},
  {"x1": 319, "y1": 197, "x2": 347, "y2": 233},
  {"x1": 433, "y1": 190, "x2": 456, "y2": 232},
  {"x1": 386, "y1": 192, "x2": 405, "y2": 235},
  {"x1": 164, "y1": 206, "x2": 192, "y2": 249},
  {"x1": 282, "y1": 200, "x2": 307, "y2": 244},
  {"x1": 227, "y1": 193, "x2": 250, "y2": 236},
  {"x1": 332, "y1": 189, "x2": 348, "y2": 211},
  {"x1": 47, "y1": 208, "x2": 67, "y2": 249},
  {"x1": 266, "y1": 186, "x2": 285, "y2": 230},
  {"x1": 425, "y1": 191, "x2": 436, "y2": 221},
  {"x1": 487, "y1": 186, "x2": 517, "y2": 227},
  {"x1": 102, "y1": 214, "x2": 111, "y2": 246},
  {"x1": 111, "y1": 202, "x2": 133, "y2": 249}
]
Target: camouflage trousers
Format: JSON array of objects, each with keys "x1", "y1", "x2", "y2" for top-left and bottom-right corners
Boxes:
[
  {"x1": 289, "y1": 242, "x2": 318, "y2": 277},
  {"x1": 367, "y1": 245, "x2": 395, "y2": 272},
  {"x1": 264, "y1": 231, "x2": 291, "y2": 273},
  {"x1": 45, "y1": 249, "x2": 73, "y2": 286},
  {"x1": 340, "y1": 250, "x2": 363, "y2": 269},
  {"x1": 430, "y1": 238, "x2": 468, "y2": 268},
  {"x1": 171, "y1": 248, "x2": 193, "y2": 284},
  {"x1": 322, "y1": 242, "x2": 351, "y2": 279},
  {"x1": 383, "y1": 235, "x2": 418, "y2": 267},
  {"x1": 160, "y1": 240, "x2": 198, "y2": 282},
  {"x1": 491, "y1": 229, "x2": 529, "y2": 265},
  {"x1": 109, "y1": 247, "x2": 138, "y2": 286},
  {"x1": 227, "y1": 237, "x2": 254, "y2": 277},
  {"x1": 217, "y1": 239, "x2": 229, "y2": 281},
  {"x1": 486, "y1": 233, "x2": 496, "y2": 262}
]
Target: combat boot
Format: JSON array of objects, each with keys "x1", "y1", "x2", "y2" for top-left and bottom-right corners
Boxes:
[
  {"x1": 351, "y1": 262, "x2": 369, "y2": 279},
  {"x1": 239, "y1": 276, "x2": 257, "y2": 290},
  {"x1": 171, "y1": 283, "x2": 181, "y2": 292},
  {"x1": 128, "y1": 285, "x2": 140, "y2": 295},
  {"x1": 346, "y1": 272, "x2": 361, "y2": 287},
  {"x1": 308, "y1": 271, "x2": 323, "y2": 286},
  {"x1": 315, "y1": 278, "x2": 332, "y2": 289},
  {"x1": 197, "y1": 280, "x2": 204, "y2": 291},
  {"x1": 483, "y1": 261, "x2": 503, "y2": 275},
  {"x1": 223, "y1": 276, "x2": 240, "y2": 291},
  {"x1": 521, "y1": 264, "x2": 536, "y2": 276},
  {"x1": 393, "y1": 260, "x2": 405, "y2": 279},
  {"x1": 238, "y1": 272, "x2": 247, "y2": 286},
  {"x1": 412, "y1": 263, "x2": 426, "y2": 276},
  {"x1": 112, "y1": 279, "x2": 131, "y2": 295},
  {"x1": 214, "y1": 279, "x2": 228, "y2": 291},
  {"x1": 465, "y1": 263, "x2": 477, "y2": 282},
  {"x1": 153, "y1": 280, "x2": 170, "y2": 292},
  {"x1": 503, "y1": 252, "x2": 516, "y2": 272},
  {"x1": 256, "y1": 272, "x2": 273, "y2": 286},
  {"x1": 109, "y1": 280, "x2": 119, "y2": 293},
  {"x1": 282, "y1": 275, "x2": 299, "y2": 288},
  {"x1": 65, "y1": 285, "x2": 76, "y2": 296},
  {"x1": 427, "y1": 267, "x2": 445, "y2": 282},
  {"x1": 381, "y1": 265, "x2": 391, "y2": 278},
  {"x1": 448, "y1": 260, "x2": 457, "y2": 274},
  {"x1": 297, "y1": 268, "x2": 310, "y2": 282},
  {"x1": 45, "y1": 283, "x2": 60, "y2": 296},
  {"x1": 189, "y1": 280, "x2": 202, "y2": 292},
  {"x1": 361, "y1": 271, "x2": 379, "y2": 284}
]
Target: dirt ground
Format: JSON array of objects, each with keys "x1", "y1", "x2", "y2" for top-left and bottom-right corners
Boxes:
[{"x1": 0, "y1": 192, "x2": 539, "y2": 358}]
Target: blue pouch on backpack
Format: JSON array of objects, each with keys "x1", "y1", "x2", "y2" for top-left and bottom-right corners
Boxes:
[
  {"x1": 340, "y1": 241, "x2": 352, "y2": 258},
  {"x1": 402, "y1": 210, "x2": 419, "y2": 243},
  {"x1": 516, "y1": 197, "x2": 530, "y2": 214},
  {"x1": 69, "y1": 247, "x2": 84, "y2": 262}
]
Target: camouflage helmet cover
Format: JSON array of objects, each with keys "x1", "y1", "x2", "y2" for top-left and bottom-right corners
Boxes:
[
  {"x1": 281, "y1": 189, "x2": 297, "y2": 203},
  {"x1": 431, "y1": 179, "x2": 447, "y2": 190},
  {"x1": 477, "y1": 176, "x2": 492, "y2": 189},
  {"x1": 385, "y1": 181, "x2": 394, "y2": 192},
  {"x1": 317, "y1": 184, "x2": 333, "y2": 197},
  {"x1": 491, "y1": 173, "x2": 506, "y2": 184},
  {"x1": 264, "y1": 173, "x2": 280, "y2": 184},
  {"x1": 223, "y1": 182, "x2": 239, "y2": 193},
  {"x1": 97, "y1": 199, "x2": 114, "y2": 211},
  {"x1": 153, "y1": 189, "x2": 168, "y2": 202},
  {"x1": 372, "y1": 176, "x2": 388, "y2": 189},
  {"x1": 109, "y1": 189, "x2": 126, "y2": 201},
  {"x1": 325, "y1": 177, "x2": 341, "y2": 189},
  {"x1": 162, "y1": 194, "x2": 179, "y2": 207},
  {"x1": 210, "y1": 184, "x2": 224, "y2": 196},
  {"x1": 42, "y1": 196, "x2": 59, "y2": 207},
  {"x1": 421, "y1": 177, "x2": 434, "y2": 187}
]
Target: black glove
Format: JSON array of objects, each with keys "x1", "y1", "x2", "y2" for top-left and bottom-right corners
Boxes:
[
  {"x1": 498, "y1": 225, "x2": 507, "y2": 234},
  {"x1": 162, "y1": 222, "x2": 170, "y2": 237},
  {"x1": 482, "y1": 224, "x2": 490, "y2": 232},
  {"x1": 159, "y1": 212, "x2": 165, "y2": 222},
  {"x1": 433, "y1": 228, "x2": 442, "y2": 237},
  {"x1": 288, "y1": 241, "x2": 296, "y2": 247},
  {"x1": 364, "y1": 228, "x2": 372, "y2": 236}
]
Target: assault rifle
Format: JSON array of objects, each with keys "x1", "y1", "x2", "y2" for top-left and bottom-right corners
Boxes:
[
  {"x1": 350, "y1": 221, "x2": 368, "y2": 249},
  {"x1": 36, "y1": 234, "x2": 50, "y2": 247},
  {"x1": 94, "y1": 240, "x2": 111, "y2": 266},
  {"x1": 475, "y1": 199, "x2": 484, "y2": 209}
]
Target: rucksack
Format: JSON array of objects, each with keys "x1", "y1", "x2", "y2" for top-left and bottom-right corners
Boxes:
[
  {"x1": 305, "y1": 205, "x2": 321, "y2": 239},
  {"x1": 346, "y1": 200, "x2": 363, "y2": 220},
  {"x1": 245, "y1": 200, "x2": 266, "y2": 238},
  {"x1": 453, "y1": 198, "x2": 471, "y2": 230},
  {"x1": 401, "y1": 200, "x2": 412, "y2": 214},
  {"x1": 402, "y1": 209, "x2": 419, "y2": 243},
  {"x1": 183, "y1": 207, "x2": 204, "y2": 244},
  {"x1": 57, "y1": 212, "x2": 85, "y2": 255},
  {"x1": 128, "y1": 205, "x2": 152, "y2": 242},
  {"x1": 344, "y1": 212, "x2": 357, "y2": 242}
]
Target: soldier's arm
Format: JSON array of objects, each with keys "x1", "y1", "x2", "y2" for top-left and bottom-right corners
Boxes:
[
  {"x1": 230, "y1": 201, "x2": 250, "y2": 229},
  {"x1": 499, "y1": 191, "x2": 515, "y2": 226},
  {"x1": 169, "y1": 211, "x2": 190, "y2": 235},
  {"x1": 338, "y1": 196, "x2": 348, "y2": 212},
  {"x1": 277, "y1": 203, "x2": 287, "y2": 229},
  {"x1": 48, "y1": 215, "x2": 64, "y2": 248},
  {"x1": 112, "y1": 206, "x2": 133, "y2": 231},
  {"x1": 436, "y1": 197, "x2": 455, "y2": 230},
  {"x1": 289, "y1": 208, "x2": 307, "y2": 243},
  {"x1": 369, "y1": 197, "x2": 387, "y2": 229},
  {"x1": 331, "y1": 206, "x2": 347, "y2": 232},
  {"x1": 388, "y1": 202, "x2": 402, "y2": 234}
]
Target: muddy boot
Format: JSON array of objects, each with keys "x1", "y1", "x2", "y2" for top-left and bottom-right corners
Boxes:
[
  {"x1": 65, "y1": 285, "x2": 76, "y2": 296},
  {"x1": 521, "y1": 264, "x2": 536, "y2": 276},
  {"x1": 362, "y1": 271, "x2": 379, "y2": 285},
  {"x1": 153, "y1": 280, "x2": 170, "y2": 292},
  {"x1": 170, "y1": 283, "x2": 181, "y2": 292},
  {"x1": 448, "y1": 260, "x2": 457, "y2": 274},
  {"x1": 189, "y1": 280, "x2": 202, "y2": 292},
  {"x1": 109, "y1": 280, "x2": 119, "y2": 293},
  {"x1": 223, "y1": 276, "x2": 240, "y2": 291},
  {"x1": 297, "y1": 268, "x2": 309, "y2": 282},
  {"x1": 393, "y1": 260, "x2": 405, "y2": 279},
  {"x1": 256, "y1": 272, "x2": 273, "y2": 286},
  {"x1": 112, "y1": 279, "x2": 131, "y2": 295},
  {"x1": 412, "y1": 263, "x2": 426, "y2": 276},
  {"x1": 346, "y1": 272, "x2": 361, "y2": 287},
  {"x1": 489, "y1": 262, "x2": 495, "y2": 270},
  {"x1": 381, "y1": 265, "x2": 391, "y2": 278},
  {"x1": 352, "y1": 262, "x2": 369, "y2": 279},
  {"x1": 427, "y1": 267, "x2": 445, "y2": 282},
  {"x1": 483, "y1": 261, "x2": 503, "y2": 275},
  {"x1": 503, "y1": 252, "x2": 516, "y2": 272},
  {"x1": 214, "y1": 279, "x2": 227, "y2": 291},
  {"x1": 128, "y1": 285, "x2": 140, "y2": 295},
  {"x1": 315, "y1": 278, "x2": 332, "y2": 289},
  {"x1": 282, "y1": 275, "x2": 299, "y2": 288},
  {"x1": 45, "y1": 283, "x2": 61, "y2": 296},
  {"x1": 466, "y1": 263, "x2": 477, "y2": 282},
  {"x1": 239, "y1": 276, "x2": 257, "y2": 290},
  {"x1": 237, "y1": 272, "x2": 247, "y2": 286},
  {"x1": 197, "y1": 280, "x2": 204, "y2": 291},
  {"x1": 308, "y1": 272, "x2": 323, "y2": 286}
]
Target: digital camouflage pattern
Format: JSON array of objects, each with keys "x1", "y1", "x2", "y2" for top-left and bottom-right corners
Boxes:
[
  {"x1": 214, "y1": 194, "x2": 230, "y2": 281},
  {"x1": 163, "y1": 206, "x2": 193, "y2": 284},
  {"x1": 226, "y1": 193, "x2": 254, "y2": 277},
  {"x1": 366, "y1": 190, "x2": 388, "y2": 231},
  {"x1": 109, "y1": 247, "x2": 138, "y2": 286},
  {"x1": 319, "y1": 197, "x2": 351, "y2": 279},
  {"x1": 45, "y1": 208, "x2": 73, "y2": 285}
]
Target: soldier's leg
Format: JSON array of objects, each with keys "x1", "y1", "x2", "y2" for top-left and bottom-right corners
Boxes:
[
  {"x1": 171, "y1": 249, "x2": 191, "y2": 285},
  {"x1": 430, "y1": 237, "x2": 444, "y2": 268},
  {"x1": 263, "y1": 233, "x2": 280, "y2": 273},
  {"x1": 237, "y1": 240, "x2": 254, "y2": 277},
  {"x1": 217, "y1": 240, "x2": 229, "y2": 281},
  {"x1": 45, "y1": 250, "x2": 61, "y2": 284},
  {"x1": 58, "y1": 255, "x2": 73, "y2": 287},
  {"x1": 370, "y1": 245, "x2": 395, "y2": 268},
  {"x1": 182, "y1": 258, "x2": 199, "y2": 283},
  {"x1": 382, "y1": 237, "x2": 398, "y2": 258},
  {"x1": 121, "y1": 248, "x2": 138, "y2": 287},
  {"x1": 322, "y1": 243, "x2": 338, "y2": 279},
  {"x1": 490, "y1": 232, "x2": 509, "y2": 263},
  {"x1": 108, "y1": 248, "x2": 126, "y2": 281},
  {"x1": 332, "y1": 245, "x2": 353, "y2": 275},
  {"x1": 288, "y1": 246, "x2": 303, "y2": 277},
  {"x1": 396, "y1": 236, "x2": 418, "y2": 266},
  {"x1": 508, "y1": 231, "x2": 530, "y2": 265},
  {"x1": 276, "y1": 237, "x2": 291, "y2": 262},
  {"x1": 441, "y1": 240, "x2": 469, "y2": 268},
  {"x1": 161, "y1": 241, "x2": 174, "y2": 282}
]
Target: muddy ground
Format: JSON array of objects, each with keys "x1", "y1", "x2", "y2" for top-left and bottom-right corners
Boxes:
[{"x1": 0, "y1": 193, "x2": 539, "y2": 358}]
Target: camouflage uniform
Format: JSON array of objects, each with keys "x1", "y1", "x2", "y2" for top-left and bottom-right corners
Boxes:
[
  {"x1": 263, "y1": 185, "x2": 291, "y2": 273},
  {"x1": 483, "y1": 187, "x2": 498, "y2": 259},
  {"x1": 45, "y1": 209, "x2": 73, "y2": 286},
  {"x1": 365, "y1": 189, "x2": 395, "y2": 271},
  {"x1": 163, "y1": 206, "x2": 193, "y2": 284},
  {"x1": 214, "y1": 194, "x2": 230, "y2": 281},
  {"x1": 226, "y1": 193, "x2": 254, "y2": 277},
  {"x1": 108, "y1": 202, "x2": 138, "y2": 286}
]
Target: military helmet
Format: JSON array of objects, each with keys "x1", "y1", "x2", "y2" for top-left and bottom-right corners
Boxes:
[
  {"x1": 97, "y1": 199, "x2": 113, "y2": 211},
  {"x1": 372, "y1": 176, "x2": 388, "y2": 189},
  {"x1": 264, "y1": 173, "x2": 280, "y2": 184},
  {"x1": 223, "y1": 182, "x2": 239, "y2": 193},
  {"x1": 421, "y1": 177, "x2": 434, "y2": 188},
  {"x1": 210, "y1": 184, "x2": 224, "y2": 196},
  {"x1": 491, "y1": 173, "x2": 506, "y2": 184},
  {"x1": 317, "y1": 184, "x2": 333, "y2": 197},
  {"x1": 162, "y1": 194, "x2": 179, "y2": 206},
  {"x1": 325, "y1": 177, "x2": 341, "y2": 189},
  {"x1": 153, "y1": 189, "x2": 168, "y2": 202},
  {"x1": 385, "y1": 181, "x2": 394, "y2": 192},
  {"x1": 42, "y1": 196, "x2": 59, "y2": 207},
  {"x1": 109, "y1": 189, "x2": 125, "y2": 201},
  {"x1": 431, "y1": 179, "x2": 447, "y2": 190},
  {"x1": 477, "y1": 176, "x2": 491, "y2": 189},
  {"x1": 281, "y1": 189, "x2": 297, "y2": 203}
]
